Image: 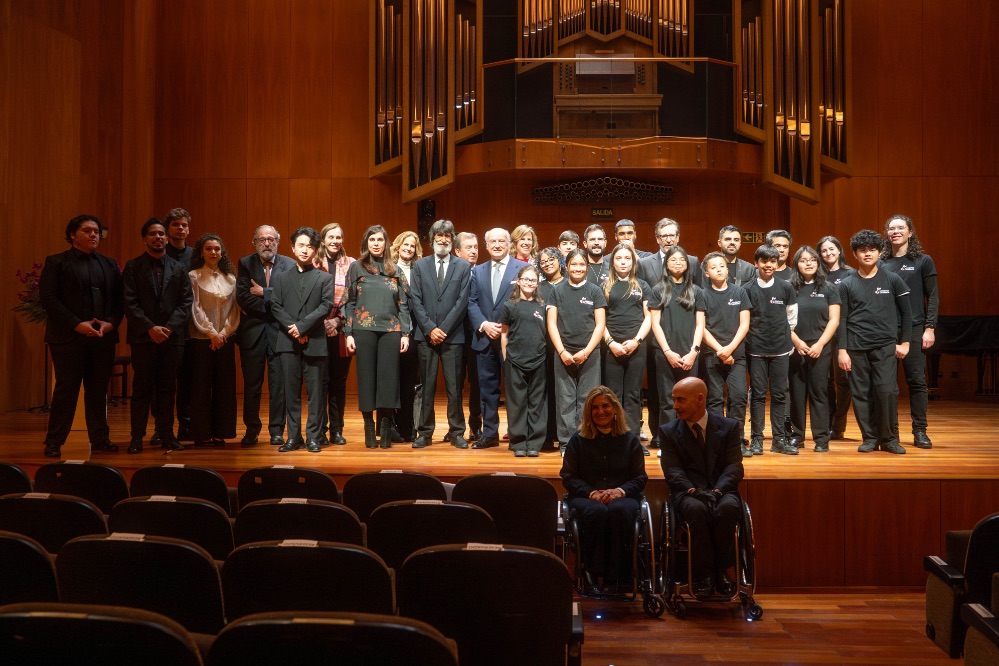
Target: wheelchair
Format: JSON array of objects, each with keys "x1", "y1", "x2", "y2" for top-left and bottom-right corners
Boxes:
[
  {"x1": 560, "y1": 495, "x2": 667, "y2": 618},
  {"x1": 658, "y1": 495, "x2": 762, "y2": 621}
]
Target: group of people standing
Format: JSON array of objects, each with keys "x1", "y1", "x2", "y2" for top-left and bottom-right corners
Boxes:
[{"x1": 37, "y1": 209, "x2": 936, "y2": 461}]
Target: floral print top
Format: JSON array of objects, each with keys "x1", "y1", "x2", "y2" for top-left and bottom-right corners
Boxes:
[{"x1": 343, "y1": 259, "x2": 411, "y2": 335}]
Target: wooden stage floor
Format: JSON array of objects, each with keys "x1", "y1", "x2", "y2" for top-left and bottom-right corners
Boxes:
[{"x1": 2, "y1": 397, "x2": 998, "y2": 589}]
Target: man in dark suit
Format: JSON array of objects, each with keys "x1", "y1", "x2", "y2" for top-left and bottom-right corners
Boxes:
[
  {"x1": 270, "y1": 227, "x2": 334, "y2": 453},
  {"x1": 235, "y1": 225, "x2": 296, "y2": 446},
  {"x1": 122, "y1": 218, "x2": 193, "y2": 453},
  {"x1": 410, "y1": 219, "x2": 473, "y2": 449},
  {"x1": 467, "y1": 227, "x2": 528, "y2": 449},
  {"x1": 163, "y1": 207, "x2": 195, "y2": 440},
  {"x1": 454, "y1": 231, "x2": 482, "y2": 441},
  {"x1": 39, "y1": 215, "x2": 124, "y2": 458},
  {"x1": 659, "y1": 377, "x2": 745, "y2": 598}
]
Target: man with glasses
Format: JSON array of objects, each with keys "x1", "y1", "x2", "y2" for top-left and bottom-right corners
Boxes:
[{"x1": 235, "y1": 225, "x2": 295, "y2": 446}]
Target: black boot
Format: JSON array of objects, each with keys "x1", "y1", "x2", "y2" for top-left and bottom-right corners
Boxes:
[
  {"x1": 363, "y1": 412, "x2": 377, "y2": 449},
  {"x1": 379, "y1": 411, "x2": 394, "y2": 449}
]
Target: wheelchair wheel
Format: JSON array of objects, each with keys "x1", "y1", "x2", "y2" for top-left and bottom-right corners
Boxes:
[
  {"x1": 671, "y1": 595, "x2": 687, "y2": 619},
  {"x1": 642, "y1": 593, "x2": 666, "y2": 618},
  {"x1": 745, "y1": 599, "x2": 763, "y2": 621}
]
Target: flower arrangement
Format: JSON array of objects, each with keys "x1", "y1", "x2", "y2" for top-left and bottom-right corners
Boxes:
[{"x1": 14, "y1": 262, "x2": 45, "y2": 324}]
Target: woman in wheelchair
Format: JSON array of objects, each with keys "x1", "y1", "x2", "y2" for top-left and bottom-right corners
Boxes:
[{"x1": 560, "y1": 386, "x2": 648, "y2": 592}]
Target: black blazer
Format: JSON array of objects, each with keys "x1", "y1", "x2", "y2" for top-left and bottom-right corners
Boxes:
[
  {"x1": 270, "y1": 265, "x2": 334, "y2": 356},
  {"x1": 122, "y1": 252, "x2": 193, "y2": 346},
  {"x1": 40, "y1": 248, "x2": 124, "y2": 345},
  {"x1": 560, "y1": 431, "x2": 648, "y2": 501},
  {"x1": 409, "y1": 255, "x2": 472, "y2": 345},
  {"x1": 658, "y1": 413, "x2": 744, "y2": 498},
  {"x1": 234, "y1": 253, "x2": 296, "y2": 349}
]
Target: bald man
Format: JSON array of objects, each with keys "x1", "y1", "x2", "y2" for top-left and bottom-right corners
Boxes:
[{"x1": 658, "y1": 377, "x2": 744, "y2": 598}]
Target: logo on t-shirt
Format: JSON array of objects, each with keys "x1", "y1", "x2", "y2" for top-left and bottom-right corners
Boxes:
[
  {"x1": 769, "y1": 297, "x2": 785, "y2": 305},
  {"x1": 899, "y1": 264, "x2": 915, "y2": 271},
  {"x1": 727, "y1": 298, "x2": 742, "y2": 306},
  {"x1": 630, "y1": 288, "x2": 643, "y2": 298},
  {"x1": 580, "y1": 298, "x2": 594, "y2": 306},
  {"x1": 532, "y1": 310, "x2": 544, "y2": 321},
  {"x1": 875, "y1": 287, "x2": 891, "y2": 295},
  {"x1": 809, "y1": 291, "x2": 826, "y2": 298}
]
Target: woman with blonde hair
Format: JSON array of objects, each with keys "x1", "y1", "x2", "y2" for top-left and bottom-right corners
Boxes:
[
  {"x1": 510, "y1": 224, "x2": 539, "y2": 262},
  {"x1": 388, "y1": 229, "x2": 422, "y2": 441},
  {"x1": 315, "y1": 222, "x2": 355, "y2": 445}
]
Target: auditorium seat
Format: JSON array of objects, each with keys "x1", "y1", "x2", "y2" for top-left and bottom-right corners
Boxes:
[
  {"x1": 130, "y1": 464, "x2": 234, "y2": 516},
  {"x1": 924, "y1": 511, "x2": 999, "y2": 657},
  {"x1": 0, "y1": 531, "x2": 59, "y2": 605},
  {"x1": 398, "y1": 544, "x2": 583, "y2": 666},
  {"x1": 0, "y1": 461, "x2": 32, "y2": 494},
  {"x1": 236, "y1": 466, "x2": 339, "y2": 511},
  {"x1": 341, "y1": 470, "x2": 446, "y2": 523},
  {"x1": 366, "y1": 499, "x2": 497, "y2": 570},
  {"x1": 0, "y1": 493, "x2": 107, "y2": 554},
  {"x1": 206, "y1": 611, "x2": 457, "y2": 666},
  {"x1": 57, "y1": 533, "x2": 226, "y2": 634},
  {"x1": 961, "y1": 573, "x2": 999, "y2": 666},
  {"x1": 0, "y1": 602, "x2": 202, "y2": 666},
  {"x1": 452, "y1": 472, "x2": 560, "y2": 551},
  {"x1": 34, "y1": 461, "x2": 129, "y2": 515},
  {"x1": 109, "y1": 496, "x2": 235, "y2": 560},
  {"x1": 222, "y1": 540, "x2": 395, "y2": 621},
  {"x1": 234, "y1": 498, "x2": 364, "y2": 547}
]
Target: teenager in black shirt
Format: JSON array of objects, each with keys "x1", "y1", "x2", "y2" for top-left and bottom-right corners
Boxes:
[
  {"x1": 766, "y1": 230, "x2": 794, "y2": 282},
  {"x1": 837, "y1": 230, "x2": 912, "y2": 455},
  {"x1": 788, "y1": 247, "x2": 841, "y2": 452},
  {"x1": 881, "y1": 215, "x2": 938, "y2": 449},
  {"x1": 819, "y1": 236, "x2": 854, "y2": 439},
  {"x1": 537, "y1": 247, "x2": 567, "y2": 448}
]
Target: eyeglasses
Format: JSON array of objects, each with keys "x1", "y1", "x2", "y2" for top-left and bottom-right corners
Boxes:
[
  {"x1": 520, "y1": 278, "x2": 538, "y2": 285},
  {"x1": 254, "y1": 237, "x2": 277, "y2": 245},
  {"x1": 799, "y1": 257, "x2": 818, "y2": 265},
  {"x1": 539, "y1": 257, "x2": 558, "y2": 266},
  {"x1": 657, "y1": 233, "x2": 678, "y2": 240}
]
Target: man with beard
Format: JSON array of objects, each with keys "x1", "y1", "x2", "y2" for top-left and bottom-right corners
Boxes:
[
  {"x1": 583, "y1": 224, "x2": 609, "y2": 285},
  {"x1": 410, "y1": 219, "x2": 473, "y2": 449},
  {"x1": 454, "y1": 231, "x2": 482, "y2": 441},
  {"x1": 711, "y1": 225, "x2": 756, "y2": 286}
]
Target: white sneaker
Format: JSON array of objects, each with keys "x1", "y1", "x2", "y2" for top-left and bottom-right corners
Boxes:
[{"x1": 657, "y1": 448, "x2": 662, "y2": 458}]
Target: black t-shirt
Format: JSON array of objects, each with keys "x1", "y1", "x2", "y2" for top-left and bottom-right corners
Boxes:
[
  {"x1": 701, "y1": 283, "x2": 750, "y2": 359},
  {"x1": 500, "y1": 299, "x2": 548, "y2": 370},
  {"x1": 744, "y1": 278, "x2": 796, "y2": 355},
  {"x1": 604, "y1": 278, "x2": 652, "y2": 341},
  {"x1": 550, "y1": 280, "x2": 607, "y2": 352},
  {"x1": 837, "y1": 268, "x2": 913, "y2": 350},
  {"x1": 650, "y1": 283, "x2": 704, "y2": 353},
  {"x1": 586, "y1": 261, "x2": 608, "y2": 286},
  {"x1": 794, "y1": 282, "x2": 842, "y2": 341},
  {"x1": 773, "y1": 266, "x2": 793, "y2": 282},
  {"x1": 537, "y1": 278, "x2": 562, "y2": 306},
  {"x1": 826, "y1": 266, "x2": 854, "y2": 287},
  {"x1": 880, "y1": 254, "x2": 938, "y2": 328}
]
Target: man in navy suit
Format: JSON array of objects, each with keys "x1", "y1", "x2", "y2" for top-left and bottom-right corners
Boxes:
[
  {"x1": 235, "y1": 225, "x2": 296, "y2": 446},
  {"x1": 122, "y1": 218, "x2": 193, "y2": 453},
  {"x1": 467, "y1": 228, "x2": 528, "y2": 448},
  {"x1": 410, "y1": 219, "x2": 473, "y2": 449},
  {"x1": 39, "y1": 214, "x2": 124, "y2": 457},
  {"x1": 270, "y1": 227, "x2": 334, "y2": 453},
  {"x1": 659, "y1": 377, "x2": 745, "y2": 598}
]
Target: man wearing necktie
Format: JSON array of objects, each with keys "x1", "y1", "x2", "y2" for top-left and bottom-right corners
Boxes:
[
  {"x1": 409, "y1": 220, "x2": 472, "y2": 449},
  {"x1": 659, "y1": 377, "x2": 744, "y2": 598}
]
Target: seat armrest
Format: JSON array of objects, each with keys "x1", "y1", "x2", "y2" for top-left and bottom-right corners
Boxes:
[
  {"x1": 923, "y1": 555, "x2": 966, "y2": 587},
  {"x1": 961, "y1": 603, "x2": 999, "y2": 645},
  {"x1": 567, "y1": 600, "x2": 584, "y2": 666},
  {"x1": 992, "y1": 572, "x2": 999, "y2": 615}
]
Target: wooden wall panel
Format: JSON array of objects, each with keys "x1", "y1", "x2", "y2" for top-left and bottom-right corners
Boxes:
[
  {"x1": 247, "y1": 0, "x2": 291, "y2": 178},
  {"x1": 875, "y1": 0, "x2": 922, "y2": 177},
  {"x1": 847, "y1": 0, "x2": 879, "y2": 177},
  {"x1": 843, "y1": 480, "x2": 940, "y2": 586},
  {"x1": 965, "y1": 0, "x2": 999, "y2": 176},
  {"x1": 938, "y1": 480, "x2": 999, "y2": 553},
  {"x1": 202, "y1": 179, "x2": 249, "y2": 242},
  {"x1": 204, "y1": 0, "x2": 248, "y2": 178},
  {"x1": 921, "y1": 1, "x2": 971, "y2": 178},
  {"x1": 246, "y1": 179, "x2": 290, "y2": 238},
  {"x1": 289, "y1": 0, "x2": 333, "y2": 178},
  {"x1": 290, "y1": 179, "x2": 333, "y2": 230},
  {"x1": 121, "y1": 0, "x2": 155, "y2": 230},
  {"x1": 330, "y1": 0, "x2": 370, "y2": 180}
]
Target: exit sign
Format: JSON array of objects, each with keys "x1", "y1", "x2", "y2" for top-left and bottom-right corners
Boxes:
[
  {"x1": 742, "y1": 231, "x2": 765, "y2": 243},
  {"x1": 591, "y1": 208, "x2": 614, "y2": 219}
]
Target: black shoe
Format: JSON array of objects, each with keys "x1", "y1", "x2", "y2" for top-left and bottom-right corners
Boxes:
[
  {"x1": 364, "y1": 423, "x2": 378, "y2": 449},
  {"x1": 443, "y1": 432, "x2": 452, "y2": 442},
  {"x1": 641, "y1": 445, "x2": 650, "y2": 456},
  {"x1": 330, "y1": 431, "x2": 347, "y2": 445},
  {"x1": 469, "y1": 428, "x2": 483, "y2": 442},
  {"x1": 149, "y1": 432, "x2": 164, "y2": 447},
  {"x1": 158, "y1": 438, "x2": 184, "y2": 451},
  {"x1": 831, "y1": 431, "x2": 846, "y2": 440},
  {"x1": 210, "y1": 438, "x2": 226, "y2": 448},
  {"x1": 306, "y1": 439, "x2": 322, "y2": 453},
  {"x1": 514, "y1": 449, "x2": 527, "y2": 457},
  {"x1": 814, "y1": 442, "x2": 829, "y2": 452},
  {"x1": 240, "y1": 433, "x2": 258, "y2": 447},
  {"x1": 412, "y1": 436, "x2": 431, "y2": 449},
  {"x1": 315, "y1": 435, "x2": 329, "y2": 447},
  {"x1": 270, "y1": 435, "x2": 285, "y2": 446},
  {"x1": 472, "y1": 436, "x2": 499, "y2": 449},
  {"x1": 451, "y1": 435, "x2": 469, "y2": 450},
  {"x1": 857, "y1": 439, "x2": 879, "y2": 453},
  {"x1": 913, "y1": 431, "x2": 932, "y2": 449},
  {"x1": 788, "y1": 435, "x2": 805, "y2": 450},
  {"x1": 43, "y1": 444, "x2": 60, "y2": 458},
  {"x1": 380, "y1": 419, "x2": 395, "y2": 449},
  {"x1": 770, "y1": 438, "x2": 798, "y2": 455},
  {"x1": 91, "y1": 439, "x2": 119, "y2": 453},
  {"x1": 880, "y1": 439, "x2": 906, "y2": 455},
  {"x1": 127, "y1": 438, "x2": 143, "y2": 454},
  {"x1": 390, "y1": 426, "x2": 405, "y2": 443},
  {"x1": 527, "y1": 450, "x2": 540, "y2": 457},
  {"x1": 278, "y1": 439, "x2": 304, "y2": 452},
  {"x1": 693, "y1": 575, "x2": 715, "y2": 598},
  {"x1": 176, "y1": 426, "x2": 193, "y2": 442},
  {"x1": 750, "y1": 438, "x2": 764, "y2": 455},
  {"x1": 741, "y1": 439, "x2": 754, "y2": 458},
  {"x1": 715, "y1": 572, "x2": 737, "y2": 597}
]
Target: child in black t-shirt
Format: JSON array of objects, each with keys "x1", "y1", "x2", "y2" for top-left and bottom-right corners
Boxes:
[
  {"x1": 838, "y1": 229, "x2": 912, "y2": 455},
  {"x1": 744, "y1": 244, "x2": 798, "y2": 455},
  {"x1": 501, "y1": 265, "x2": 549, "y2": 457},
  {"x1": 700, "y1": 252, "x2": 751, "y2": 456},
  {"x1": 818, "y1": 235, "x2": 855, "y2": 439}
]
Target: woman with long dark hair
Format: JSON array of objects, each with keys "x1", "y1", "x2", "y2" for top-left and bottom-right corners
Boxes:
[
  {"x1": 344, "y1": 225, "x2": 412, "y2": 448},
  {"x1": 187, "y1": 233, "x2": 240, "y2": 447},
  {"x1": 818, "y1": 235, "x2": 854, "y2": 440},
  {"x1": 316, "y1": 222, "x2": 355, "y2": 445},
  {"x1": 536, "y1": 247, "x2": 566, "y2": 448}
]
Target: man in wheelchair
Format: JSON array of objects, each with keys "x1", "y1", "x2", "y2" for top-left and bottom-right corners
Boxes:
[{"x1": 659, "y1": 377, "x2": 745, "y2": 598}]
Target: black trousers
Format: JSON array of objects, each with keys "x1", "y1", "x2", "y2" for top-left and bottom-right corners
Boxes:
[
  {"x1": 602, "y1": 342, "x2": 646, "y2": 436},
  {"x1": 847, "y1": 343, "x2": 900, "y2": 443},
  {"x1": 239, "y1": 332, "x2": 286, "y2": 438},
  {"x1": 174, "y1": 339, "x2": 194, "y2": 431},
  {"x1": 396, "y1": 343, "x2": 420, "y2": 438},
  {"x1": 675, "y1": 491, "x2": 741, "y2": 580},
  {"x1": 788, "y1": 342, "x2": 833, "y2": 445},
  {"x1": 828, "y1": 340, "x2": 852, "y2": 435},
  {"x1": 281, "y1": 350, "x2": 327, "y2": 443},
  {"x1": 704, "y1": 355, "x2": 748, "y2": 441},
  {"x1": 188, "y1": 339, "x2": 237, "y2": 441},
  {"x1": 321, "y1": 335, "x2": 352, "y2": 435},
  {"x1": 464, "y1": 342, "x2": 482, "y2": 434},
  {"x1": 504, "y1": 360, "x2": 547, "y2": 453},
  {"x1": 417, "y1": 342, "x2": 466, "y2": 438},
  {"x1": 655, "y1": 349, "x2": 698, "y2": 425},
  {"x1": 748, "y1": 354, "x2": 789, "y2": 441},
  {"x1": 44, "y1": 337, "x2": 116, "y2": 447},
  {"x1": 129, "y1": 341, "x2": 184, "y2": 439},
  {"x1": 569, "y1": 496, "x2": 640, "y2": 579},
  {"x1": 900, "y1": 325, "x2": 929, "y2": 433},
  {"x1": 354, "y1": 330, "x2": 401, "y2": 412}
]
